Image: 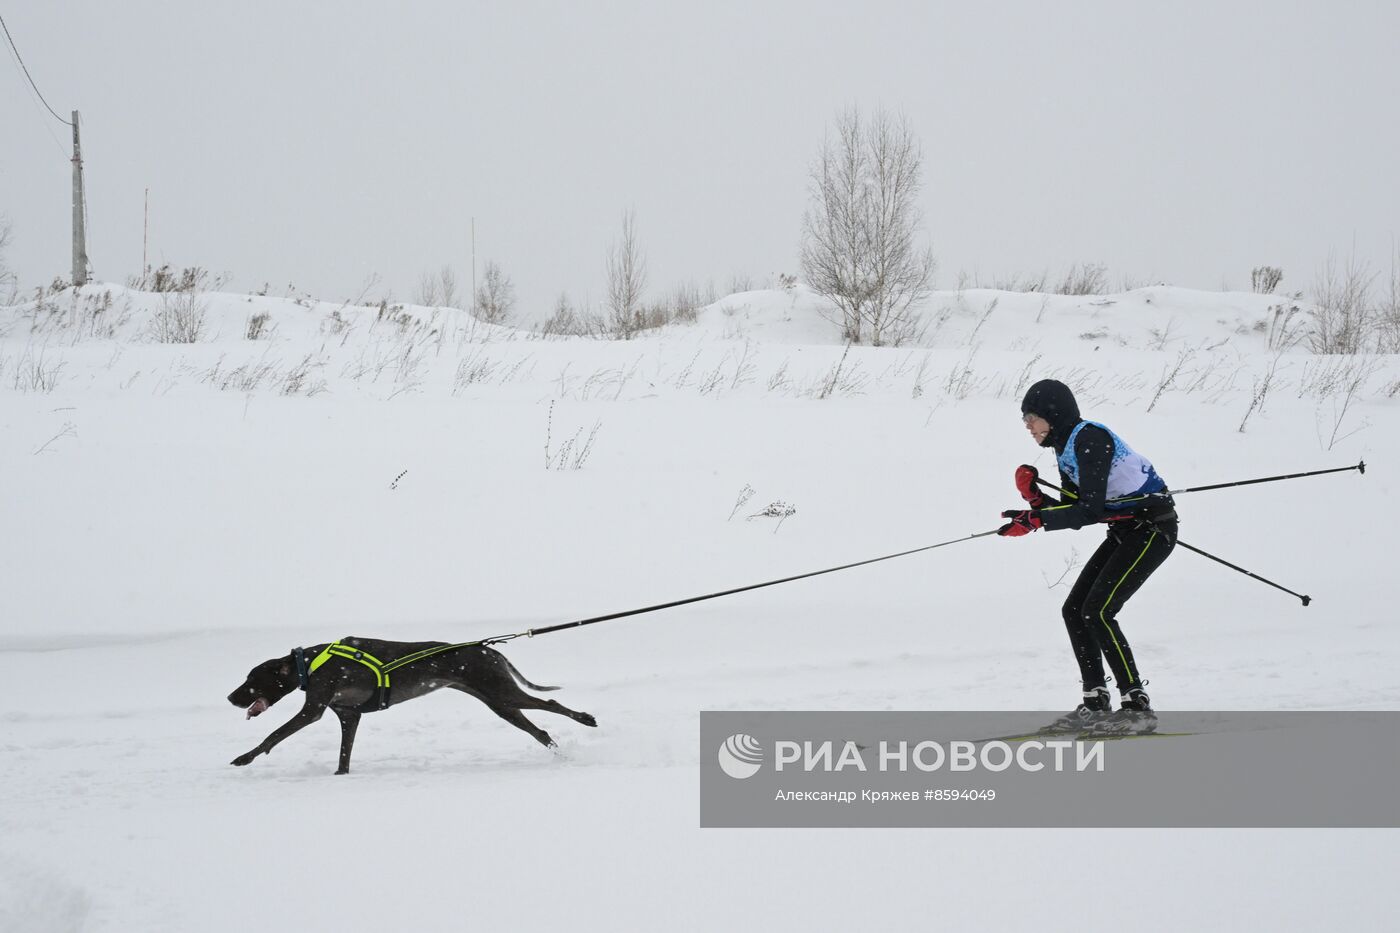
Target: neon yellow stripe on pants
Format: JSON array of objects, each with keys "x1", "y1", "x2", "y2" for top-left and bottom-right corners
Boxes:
[{"x1": 1098, "y1": 530, "x2": 1157, "y2": 681}]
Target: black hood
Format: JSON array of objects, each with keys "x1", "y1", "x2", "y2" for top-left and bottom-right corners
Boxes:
[{"x1": 1021, "y1": 379, "x2": 1081, "y2": 450}]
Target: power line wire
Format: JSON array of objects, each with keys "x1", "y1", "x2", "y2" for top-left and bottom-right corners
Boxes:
[
  {"x1": 7, "y1": 55, "x2": 68, "y2": 156},
  {"x1": 2, "y1": 41, "x2": 68, "y2": 157},
  {"x1": 0, "y1": 11, "x2": 72, "y2": 126}
]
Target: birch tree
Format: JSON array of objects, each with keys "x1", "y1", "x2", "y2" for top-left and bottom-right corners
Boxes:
[
  {"x1": 800, "y1": 107, "x2": 935, "y2": 346},
  {"x1": 606, "y1": 209, "x2": 648, "y2": 339}
]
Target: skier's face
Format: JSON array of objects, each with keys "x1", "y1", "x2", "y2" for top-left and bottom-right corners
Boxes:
[{"x1": 1023, "y1": 413, "x2": 1051, "y2": 446}]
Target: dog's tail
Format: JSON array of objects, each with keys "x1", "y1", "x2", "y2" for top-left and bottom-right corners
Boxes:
[{"x1": 500, "y1": 655, "x2": 561, "y2": 692}]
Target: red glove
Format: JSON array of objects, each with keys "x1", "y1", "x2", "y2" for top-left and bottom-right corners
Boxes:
[
  {"x1": 998, "y1": 509, "x2": 1043, "y2": 537},
  {"x1": 1015, "y1": 465, "x2": 1045, "y2": 507}
]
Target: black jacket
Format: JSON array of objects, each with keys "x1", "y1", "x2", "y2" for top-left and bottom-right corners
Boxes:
[{"x1": 1020, "y1": 379, "x2": 1174, "y2": 532}]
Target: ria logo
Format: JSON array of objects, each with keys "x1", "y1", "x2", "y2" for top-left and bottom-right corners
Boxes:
[{"x1": 718, "y1": 733, "x2": 764, "y2": 779}]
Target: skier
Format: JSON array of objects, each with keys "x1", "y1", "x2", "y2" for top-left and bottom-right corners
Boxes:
[{"x1": 998, "y1": 379, "x2": 1177, "y2": 734}]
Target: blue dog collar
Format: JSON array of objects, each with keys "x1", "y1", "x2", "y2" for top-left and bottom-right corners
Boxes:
[{"x1": 293, "y1": 647, "x2": 310, "y2": 691}]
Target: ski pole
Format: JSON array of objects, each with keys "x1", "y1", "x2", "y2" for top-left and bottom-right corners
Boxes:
[
  {"x1": 1145, "y1": 460, "x2": 1363, "y2": 500},
  {"x1": 1034, "y1": 460, "x2": 1364, "y2": 507},
  {"x1": 481, "y1": 529, "x2": 1003, "y2": 645},
  {"x1": 1027, "y1": 477, "x2": 1313, "y2": 605},
  {"x1": 1174, "y1": 540, "x2": 1311, "y2": 606}
]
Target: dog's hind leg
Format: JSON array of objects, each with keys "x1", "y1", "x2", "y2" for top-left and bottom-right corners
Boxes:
[
  {"x1": 512, "y1": 694, "x2": 597, "y2": 728},
  {"x1": 481, "y1": 699, "x2": 556, "y2": 749},
  {"x1": 450, "y1": 683, "x2": 554, "y2": 750},
  {"x1": 331, "y1": 707, "x2": 361, "y2": 775},
  {"x1": 459, "y1": 660, "x2": 598, "y2": 729}
]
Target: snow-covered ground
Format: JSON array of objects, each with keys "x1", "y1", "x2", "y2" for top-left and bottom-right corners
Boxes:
[{"x1": 1, "y1": 282, "x2": 1395, "y2": 931}]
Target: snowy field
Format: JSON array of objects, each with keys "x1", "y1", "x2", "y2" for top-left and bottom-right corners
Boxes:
[{"x1": 1, "y1": 283, "x2": 1396, "y2": 931}]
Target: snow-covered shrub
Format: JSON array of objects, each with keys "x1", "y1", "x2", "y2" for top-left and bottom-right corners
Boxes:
[
  {"x1": 280, "y1": 354, "x2": 326, "y2": 396},
  {"x1": 10, "y1": 346, "x2": 65, "y2": 393},
  {"x1": 1377, "y1": 255, "x2": 1400, "y2": 354},
  {"x1": 990, "y1": 270, "x2": 1048, "y2": 293},
  {"x1": 1266, "y1": 302, "x2": 1307, "y2": 351},
  {"x1": 1252, "y1": 266, "x2": 1283, "y2": 294},
  {"x1": 543, "y1": 401, "x2": 601, "y2": 470},
  {"x1": 729, "y1": 485, "x2": 755, "y2": 521},
  {"x1": 539, "y1": 294, "x2": 603, "y2": 338},
  {"x1": 127, "y1": 264, "x2": 223, "y2": 294},
  {"x1": 474, "y1": 261, "x2": 516, "y2": 325},
  {"x1": 0, "y1": 215, "x2": 16, "y2": 305},
  {"x1": 1310, "y1": 256, "x2": 1377, "y2": 355},
  {"x1": 246, "y1": 312, "x2": 272, "y2": 340},
  {"x1": 1054, "y1": 263, "x2": 1108, "y2": 296},
  {"x1": 148, "y1": 289, "x2": 207, "y2": 343},
  {"x1": 747, "y1": 500, "x2": 796, "y2": 533},
  {"x1": 453, "y1": 349, "x2": 498, "y2": 393}
]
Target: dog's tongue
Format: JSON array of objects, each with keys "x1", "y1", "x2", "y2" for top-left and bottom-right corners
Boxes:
[{"x1": 246, "y1": 698, "x2": 268, "y2": 719}]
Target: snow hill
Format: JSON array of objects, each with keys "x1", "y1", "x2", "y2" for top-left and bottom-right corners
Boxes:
[{"x1": 1, "y1": 281, "x2": 1395, "y2": 931}]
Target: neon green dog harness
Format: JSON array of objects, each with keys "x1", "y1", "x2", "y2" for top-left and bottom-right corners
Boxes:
[{"x1": 304, "y1": 639, "x2": 482, "y2": 711}]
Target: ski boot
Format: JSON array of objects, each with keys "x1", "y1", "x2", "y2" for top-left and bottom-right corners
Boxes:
[
  {"x1": 1085, "y1": 687, "x2": 1157, "y2": 736},
  {"x1": 1040, "y1": 686, "x2": 1113, "y2": 734}
]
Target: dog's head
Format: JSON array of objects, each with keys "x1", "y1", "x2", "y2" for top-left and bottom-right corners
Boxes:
[{"x1": 228, "y1": 654, "x2": 300, "y2": 719}]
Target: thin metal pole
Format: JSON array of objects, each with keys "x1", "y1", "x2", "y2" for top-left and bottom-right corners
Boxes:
[
  {"x1": 1030, "y1": 475, "x2": 1314, "y2": 605},
  {"x1": 1175, "y1": 540, "x2": 1311, "y2": 606},
  {"x1": 1034, "y1": 461, "x2": 1364, "y2": 507},
  {"x1": 143, "y1": 187, "x2": 149, "y2": 273},
  {"x1": 1154, "y1": 461, "x2": 1364, "y2": 500}
]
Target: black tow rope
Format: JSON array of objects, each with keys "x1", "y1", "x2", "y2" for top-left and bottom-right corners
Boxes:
[
  {"x1": 479, "y1": 462, "x2": 1365, "y2": 646},
  {"x1": 480, "y1": 529, "x2": 1002, "y2": 645}
]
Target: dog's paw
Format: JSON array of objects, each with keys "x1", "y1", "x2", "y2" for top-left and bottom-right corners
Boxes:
[{"x1": 230, "y1": 751, "x2": 259, "y2": 767}]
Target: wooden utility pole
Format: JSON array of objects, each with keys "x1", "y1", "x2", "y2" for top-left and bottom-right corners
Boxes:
[{"x1": 71, "y1": 110, "x2": 88, "y2": 286}]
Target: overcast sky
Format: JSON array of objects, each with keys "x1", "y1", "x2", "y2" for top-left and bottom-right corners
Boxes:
[{"x1": 3, "y1": 2, "x2": 1398, "y2": 316}]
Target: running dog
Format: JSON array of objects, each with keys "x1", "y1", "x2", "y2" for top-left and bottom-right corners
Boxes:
[{"x1": 227, "y1": 637, "x2": 596, "y2": 774}]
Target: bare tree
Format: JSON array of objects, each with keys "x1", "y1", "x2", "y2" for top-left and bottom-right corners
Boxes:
[
  {"x1": 0, "y1": 216, "x2": 16, "y2": 304},
  {"x1": 540, "y1": 292, "x2": 604, "y2": 337},
  {"x1": 1310, "y1": 253, "x2": 1377, "y2": 354},
  {"x1": 438, "y1": 266, "x2": 459, "y2": 310},
  {"x1": 414, "y1": 270, "x2": 441, "y2": 307},
  {"x1": 800, "y1": 107, "x2": 935, "y2": 346},
  {"x1": 606, "y1": 209, "x2": 648, "y2": 338},
  {"x1": 1377, "y1": 247, "x2": 1400, "y2": 354},
  {"x1": 474, "y1": 260, "x2": 516, "y2": 325},
  {"x1": 802, "y1": 112, "x2": 865, "y2": 342},
  {"x1": 541, "y1": 293, "x2": 581, "y2": 337},
  {"x1": 413, "y1": 265, "x2": 462, "y2": 309}
]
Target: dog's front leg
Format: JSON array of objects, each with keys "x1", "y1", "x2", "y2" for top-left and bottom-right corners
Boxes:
[
  {"x1": 331, "y1": 707, "x2": 361, "y2": 775},
  {"x1": 231, "y1": 698, "x2": 327, "y2": 767}
]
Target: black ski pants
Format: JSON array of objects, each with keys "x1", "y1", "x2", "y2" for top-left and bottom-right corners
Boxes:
[{"x1": 1061, "y1": 517, "x2": 1176, "y2": 695}]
